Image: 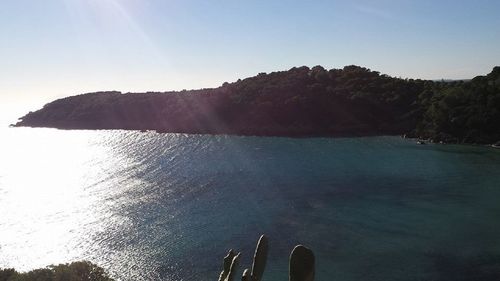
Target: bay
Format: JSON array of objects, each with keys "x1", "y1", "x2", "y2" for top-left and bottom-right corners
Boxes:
[{"x1": 1, "y1": 128, "x2": 500, "y2": 281}]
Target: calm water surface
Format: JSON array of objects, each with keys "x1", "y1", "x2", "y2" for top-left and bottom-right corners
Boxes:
[{"x1": 1, "y1": 128, "x2": 500, "y2": 281}]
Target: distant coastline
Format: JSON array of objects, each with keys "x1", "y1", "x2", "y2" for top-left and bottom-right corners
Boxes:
[{"x1": 14, "y1": 65, "x2": 500, "y2": 144}]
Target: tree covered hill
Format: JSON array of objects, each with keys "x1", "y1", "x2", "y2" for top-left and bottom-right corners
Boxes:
[
  {"x1": 15, "y1": 65, "x2": 500, "y2": 144},
  {"x1": 415, "y1": 66, "x2": 500, "y2": 144}
]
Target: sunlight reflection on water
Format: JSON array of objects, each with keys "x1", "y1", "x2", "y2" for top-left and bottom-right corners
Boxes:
[
  {"x1": 0, "y1": 128, "x2": 153, "y2": 278},
  {"x1": 1, "y1": 128, "x2": 500, "y2": 281},
  {"x1": 1, "y1": 129, "x2": 102, "y2": 264}
]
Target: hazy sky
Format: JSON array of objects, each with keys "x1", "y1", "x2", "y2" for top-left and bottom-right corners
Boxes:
[{"x1": 1, "y1": 0, "x2": 500, "y2": 120}]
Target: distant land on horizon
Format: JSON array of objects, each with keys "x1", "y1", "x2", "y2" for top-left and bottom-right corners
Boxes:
[{"x1": 14, "y1": 65, "x2": 500, "y2": 144}]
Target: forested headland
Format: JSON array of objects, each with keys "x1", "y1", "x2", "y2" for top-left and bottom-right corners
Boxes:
[{"x1": 15, "y1": 65, "x2": 500, "y2": 144}]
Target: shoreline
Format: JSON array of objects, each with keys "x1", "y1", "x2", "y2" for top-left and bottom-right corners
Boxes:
[
  {"x1": 13, "y1": 66, "x2": 500, "y2": 148},
  {"x1": 10, "y1": 125, "x2": 500, "y2": 148}
]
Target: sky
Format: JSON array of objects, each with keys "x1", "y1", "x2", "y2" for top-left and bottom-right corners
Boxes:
[{"x1": 1, "y1": 0, "x2": 500, "y2": 123}]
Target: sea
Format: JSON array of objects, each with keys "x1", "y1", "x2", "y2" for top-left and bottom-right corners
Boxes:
[{"x1": 1, "y1": 127, "x2": 500, "y2": 281}]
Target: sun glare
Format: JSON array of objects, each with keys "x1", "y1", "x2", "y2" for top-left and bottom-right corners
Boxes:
[
  {"x1": 60, "y1": 0, "x2": 168, "y2": 65},
  {"x1": 0, "y1": 128, "x2": 112, "y2": 269}
]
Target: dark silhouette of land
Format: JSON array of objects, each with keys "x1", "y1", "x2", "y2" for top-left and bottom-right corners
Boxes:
[
  {"x1": 0, "y1": 261, "x2": 114, "y2": 281},
  {"x1": 15, "y1": 65, "x2": 500, "y2": 144}
]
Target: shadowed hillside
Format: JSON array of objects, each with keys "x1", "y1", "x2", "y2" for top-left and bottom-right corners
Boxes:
[{"x1": 15, "y1": 65, "x2": 500, "y2": 144}]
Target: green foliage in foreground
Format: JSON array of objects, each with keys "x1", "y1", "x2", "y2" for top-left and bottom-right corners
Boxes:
[
  {"x1": 0, "y1": 261, "x2": 114, "y2": 281},
  {"x1": 218, "y1": 235, "x2": 315, "y2": 281}
]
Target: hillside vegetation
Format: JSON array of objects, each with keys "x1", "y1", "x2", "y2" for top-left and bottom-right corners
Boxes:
[
  {"x1": 15, "y1": 66, "x2": 500, "y2": 144},
  {"x1": 0, "y1": 261, "x2": 114, "y2": 281}
]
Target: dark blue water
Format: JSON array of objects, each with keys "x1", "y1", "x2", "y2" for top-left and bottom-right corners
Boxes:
[{"x1": 1, "y1": 129, "x2": 500, "y2": 281}]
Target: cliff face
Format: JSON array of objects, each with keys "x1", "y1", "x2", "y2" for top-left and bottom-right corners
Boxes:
[{"x1": 15, "y1": 65, "x2": 500, "y2": 143}]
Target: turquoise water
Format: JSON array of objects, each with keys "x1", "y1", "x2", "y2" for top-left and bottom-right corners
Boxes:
[{"x1": 1, "y1": 128, "x2": 500, "y2": 281}]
